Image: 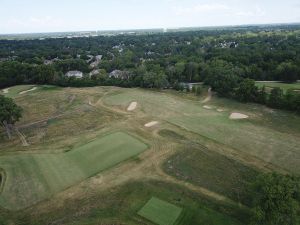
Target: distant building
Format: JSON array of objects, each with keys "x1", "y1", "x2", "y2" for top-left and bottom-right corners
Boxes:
[
  {"x1": 44, "y1": 57, "x2": 60, "y2": 65},
  {"x1": 89, "y1": 69, "x2": 100, "y2": 76},
  {"x1": 109, "y1": 70, "x2": 130, "y2": 80},
  {"x1": 65, "y1": 71, "x2": 83, "y2": 78},
  {"x1": 90, "y1": 55, "x2": 102, "y2": 68}
]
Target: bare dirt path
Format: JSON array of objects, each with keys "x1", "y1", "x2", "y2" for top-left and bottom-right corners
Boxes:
[
  {"x1": 202, "y1": 87, "x2": 212, "y2": 103},
  {"x1": 88, "y1": 93, "x2": 129, "y2": 115},
  {"x1": 15, "y1": 128, "x2": 29, "y2": 146}
]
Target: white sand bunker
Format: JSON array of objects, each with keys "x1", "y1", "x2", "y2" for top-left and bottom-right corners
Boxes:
[
  {"x1": 144, "y1": 121, "x2": 158, "y2": 127},
  {"x1": 2, "y1": 88, "x2": 9, "y2": 94},
  {"x1": 19, "y1": 87, "x2": 37, "y2": 95},
  {"x1": 217, "y1": 108, "x2": 225, "y2": 112},
  {"x1": 229, "y1": 113, "x2": 249, "y2": 120},
  {"x1": 127, "y1": 101, "x2": 137, "y2": 111},
  {"x1": 203, "y1": 105, "x2": 212, "y2": 110}
]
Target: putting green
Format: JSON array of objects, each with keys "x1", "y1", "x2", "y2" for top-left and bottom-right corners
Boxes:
[
  {"x1": 255, "y1": 81, "x2": 300, "y2": 93},
  {"x1": 138, "y1": 197, "x2": 182, "y2": 225},
  {"x1": 0, "y1": 132, "x2": 148, "y2": 210}
]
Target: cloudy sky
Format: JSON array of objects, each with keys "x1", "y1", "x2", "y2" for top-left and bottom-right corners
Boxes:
[{"x1": 0, "y1": 0, "x2": 300, "y2": 34}]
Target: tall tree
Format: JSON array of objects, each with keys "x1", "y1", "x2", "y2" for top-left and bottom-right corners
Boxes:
[
  {"x1": 0, "y1": 95, "x2": 23, "y2": 139},
  {"x1": 268, "y1": 87, "x2": 284, "y2": 108},
  {"x1": 276, "y1": 62, "x2": 299, "y2": 83},
  {"x1": 251, "y1": 173, "x2": 299, "y2": 225},
  {"x1": 235, "y1": 79, "x2": 259, "y2": 102},
  {"x1": 204, "y1": 60, "x2": 242, "y2": 97}
]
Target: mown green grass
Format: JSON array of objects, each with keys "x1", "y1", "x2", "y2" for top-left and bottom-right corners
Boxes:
[
  {"x1": 1, "y1": 85, "x2": 37, "y2": 98},
  {"x1": 0, "y1": 132, "x2": 148, "y2": 210},
  {"x1": 138, "y1": 197, "x2": 182, "y2": 225},
  {"x1": 255, "y1": 81, "x2": 300, "y2": 92},
  {"x1": 1, "y1": 85, "x2": 60, "y2": 99}
]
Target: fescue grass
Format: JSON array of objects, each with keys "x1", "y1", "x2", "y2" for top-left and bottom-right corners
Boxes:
[
  {"x1": 0, "y1": 132, "x2": 148, "y2": 210},
  {"x1": 164, "y1": 146, "x2": 259, "y2": 205},
  {"x1": 138, "y1": 197, "x2": 182, "y2": 225}
]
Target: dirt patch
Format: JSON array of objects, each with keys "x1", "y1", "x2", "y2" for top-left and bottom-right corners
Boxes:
[
  {"x1": 15, "y1": 128, "x2": 29, "y2": 146},
  {"x1": 127, "y1": 101, "x2": 137, "y2": 111},
  {"x1": 19, "y1": 87, "x2": 37, "y2": 95},
  {"x1": 158, "y1": 129, "x2": 186, "y2": 140},
  {"x1": 217, "y1": 109, "x2": 226, "y2": 112},
  {"x1": 203, "y1": 105, "x2": 212, "y2": 110},
  {"x1": 202, "y1": 88, "x2": 212, "y2": 103},
  {"x1": 2, "y1": 88, "x2": 9, "y2": 94},
  {"x1": 145, "y1": 121, "x2": 158, "y2": 127},
  {"x1": 229, "y1": 113, "x2": 249, "y2": 120}
]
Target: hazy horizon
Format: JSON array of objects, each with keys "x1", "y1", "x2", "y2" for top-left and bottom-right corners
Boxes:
[{"x1": 1, "y1": 0, "x2": 300, "y2": 34}]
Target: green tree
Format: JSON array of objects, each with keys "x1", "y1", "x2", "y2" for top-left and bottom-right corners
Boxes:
[
  {"x1": 0, "y1": 95, "x2": 23, "y2": 139},
  {"x1": 143, "y1": 71, "x2": 167, "y2": 89},
  {"x1": 185, "y1": 62, "x2": 199, "y2": 82},
  {"x1": 267, "y1": 87, "x2": 284, "y2": 108},
  {"x1": 235, "y1": 79, "x2": 259, "y2": 102},
  {"x1": 256, "y1": 85, "x2": 268, "y2": 104},
  {"x1": 276, "y1": 62, "x2": 298, "y2": 83},
  {"x1": 204, "y1": 60, "x2": 241, "y2": 97},
  {"x1": 175, "y1": 62, "x2": 185, "y2": 82},
  {"x1": 251, "y1": 173, "x2": 299, "y2": 225},
  {"x1": 196, "y1": 86, "x2": 202, "y2": 96},
  {"x1": 191, "y1": 85, "x2": 196, "y2": 93}
]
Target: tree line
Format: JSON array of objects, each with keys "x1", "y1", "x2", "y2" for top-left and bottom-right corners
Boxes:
[{"x1": 0, "y1": 26, "x2": 300, "y2": 113}]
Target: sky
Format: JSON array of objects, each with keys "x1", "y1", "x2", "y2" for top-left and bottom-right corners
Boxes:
[{"x1": 0, "y1": 0, "x2": 300, "y2": 34}]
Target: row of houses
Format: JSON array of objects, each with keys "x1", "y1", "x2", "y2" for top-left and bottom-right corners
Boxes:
[{"x1": 65, "y1": 69, "x2": 130, "y2": 80}]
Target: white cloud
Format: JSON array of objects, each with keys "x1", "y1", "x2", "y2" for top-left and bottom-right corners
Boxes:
[
  {"x1": 236, "y1": 6, "x2": 266, "y2": 17},
  {"x1": 172, "y1": 3, "x2": 231, "y2": 15}
]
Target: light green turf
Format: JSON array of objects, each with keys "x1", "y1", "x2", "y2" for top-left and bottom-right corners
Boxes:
[
  {"x1": 138, "y1": 197, "x2": 182, "y2": 225},
  {"x1": 255, "y1": 81, "x2": 300, "y2": 92},
  {"x1": 104, "y1": 89, "x2": 300, "y2": 175},
  {"x1": 0, "y1": 132, "x2": 148, "y2": 210},
  {"x1": 1, "y1": 85, "x2": 38, "y2": 98}
]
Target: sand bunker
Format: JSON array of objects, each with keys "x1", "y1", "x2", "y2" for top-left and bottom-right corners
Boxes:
[
  {"x1": 203, "y1": 105, "x2": 212, "y2": 110},
  {"x1": 19, "y1": 87, "x2": 37, "y2": 95},
  {"x1": 217, "y1": 109, "x2": 225, "y2": 112},
  {"x1": 127, "y1": 102, "x2": 137, "y2": 111},
  {"x1": 2, "y1": 88, "x2": 9, "y2": 94},
  {"x1": 144, "y1": 121, "x2": 158, "y2": 127},
  {"x1": 229, "y1": 113, "x2": 249, "y2": 120}
]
